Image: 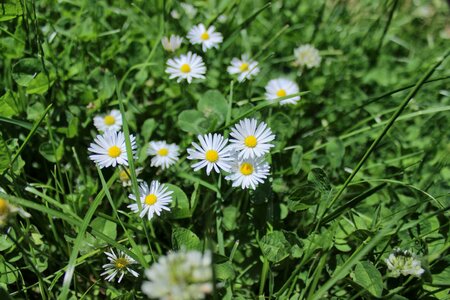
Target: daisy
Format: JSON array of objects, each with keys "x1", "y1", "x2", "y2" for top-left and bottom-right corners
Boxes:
[
  {"x1": 166, "y1": 52, "x2": 206, "y2": 83},
  {"x1": 93, "y1": 109, "x2": 122, "y2": 132},
  {"x1": 385, "y1": 248, "x2": 425, "y2": 278},
  {"x1": 187, "y1": 24, "x2": 223, "y2": 52},
  {"x1": 229, "y1": 118, "x2": 275, "y2": 159},
  {"x1": 119, "y1": 167, "x2": 143, "y2": 187},
  {"x1": 147, "y1": 141, "x2": 180, "y2": 170},
  {"x1": 187, "y1": 133, "x2": 232, "y2": 175},
  {"x1": 225, "y1": 156, "x2": 270, "y2": 190},
  {"x1": 161, "y1": 35, "x2": 183, "y2": 52},
  {"x1": 0, "y1": 196, "x2": 31, "y2": 227},
  {"x1": 127, "y1": 181, "x2": 173, "y2": 220},
  {"x1": 142, "y1": 250, "x2": 213, "y2": 300},
  {"x1": 101, "y1": 249, "x2": 139, "y2": 283},
  {"x1": 88, "y1": 131, "x2": 137, "y2": 169},
  {"x1": 265, "y1": 78, "x2": 301, "y2": 105},
  {"x1": 227, "y1": 54, "x2": 260, "y2": 82},
  {"x1": 293, "y1": 44, "x2": 321, "y2": 69}
]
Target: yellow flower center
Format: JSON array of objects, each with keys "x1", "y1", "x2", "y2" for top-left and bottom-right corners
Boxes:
[
  {"x1": 0, "y1": 198, "x2": 8, "y2": 215},
  {"x1": 239, "y1": 63, "x2": 249, "y2": 72},
  {"x1": 114, "y1": 257, "x2": 130, "y2": 269},
  {"x1": 276, "y1": 89, "x2": 287, "y2": 97},
  {"x1": 108, "y1": 146, "x2": 122, "y2": 158},
  {"x1": 240, "y1": 162, "x2": 254, "y2": 175},
  {"x1": 119, "y1": 169, "x2": 130, "y2": 181},
  {"x1": 200, "y1": 32, "x2": 210, "y2": 40},
  {"x1": 145, "y1": 194, "x2": 157, "y2": 206},
  {"x1": 244, "y1": 135, "x2": 257, "y2": 148},
  {"x1": 103, "y1": 115, "x2": 115, "y2": 126},
  {"x1": 180, "y1": 64, "x2": 191, "y2": 73},
  {"x1": 157, "y1": 148, "x2": 169, "y2": 156},
  {"x1": 205, "y1": 150, "x2": 219, "y2": 162}
]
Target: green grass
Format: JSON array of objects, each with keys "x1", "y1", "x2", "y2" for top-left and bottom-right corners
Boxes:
[{"x1": 0, "y1": 0, "x2": 449, "y2": 299}]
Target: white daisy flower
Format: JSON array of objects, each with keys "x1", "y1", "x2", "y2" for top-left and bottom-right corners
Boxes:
[
  {"x1": 88, "y1": 131, "x2": 137, "y2": 169},
  {"x1": 265, "y1": 78, "x2": 301, "y2": 105},
  {"x1": 229, "y1": 118, "x2": 275, "y2": 159},
  {"x1": 225, "y1": 156, "x2": 270, "y2": 190},
  {"x1": 119, "y1": 167, "x2": 143, "y2": 187},
  {"x1": 161, "y1": 35, "x2": 183, "y2": 52},
  {"x1": 293, "y1": 44, "x2": 321, "y2": 69},
  {"x1": 166, "y1": 52, "x2": 206, "y2": 84},
  {"x1": 127, "y1": 181, "x2": 173, "y2": 220},
  {"x1": 93, "y1": 109, "x2": 122, "y2": 132},
  {"x1": 227, "y1": 54, "x2": 260, "y2": 82},
  {"x1": 142, "y1": 250, "x2": 213, "y2": 300},
  {"x1": 0, "y1": 197, "x2": 31, "y2": 227},
  {"x1": 101, "y1": 249, "x2": 139, "y2": 283},
  {"x1": 147, "y1": 141, "x2": 180, "y2": 170},
  {"x1": 170, "y1": 9, "x2": 180, "y2": 19},
  {"x1": 385, "y1": 248, "x2": 425, "y2": 278},
  {"x1": 187, "y1": 24, "x2": 223, "y2": 52},
  {"x1": 187, "y1": 133, "x2": 232, "y2": 175}
]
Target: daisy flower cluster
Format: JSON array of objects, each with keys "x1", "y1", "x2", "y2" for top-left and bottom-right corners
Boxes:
[
  {"x1": 187, "y1": 118, "x2": 275, "y2": 190},
  {"x1": 385, "y1": 248, "x2": 425, "y2": 278}
]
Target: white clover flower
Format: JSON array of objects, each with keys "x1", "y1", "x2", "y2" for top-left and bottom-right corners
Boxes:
[
  {"x1": 385, "y1": 248, "x2": 425, "y2": 278},
  {"x1": 293, "y1": 44, "x2": 321, "y2": 69},
  {"x1": 229, "y1": 118, "x2": 275, "y2": 159},
  {"x1": 142, "y1": 250, "x2": 213, "y2": 300},
  {"x1": 187, "y1": 24, "x2": 223, "y2": 52},
  {"x1": 88, "y1": 131, "x2": 137, "y2": 169},
  {"x1": 147, "y1": 141, "x2": 180, "y2": 170},
  {"x1": 180, "y1": 2, "x2": 197, "y2": 19},
  {"x1": 161, "y1": 35, "x2": 183, "y2": 52},
  {"x1": 119, "y1": 167, "x2": 143, "y2": 187},
  {"x1": 166, "y1": 52, "x2": 206, "y2": 84},
  {"x1": 93, "y1": 109, "x2": 122, "y2": 132},
  {"x1": 0, "y1": 197, "x2": 31, "y2": 227},
  {"x1": 227, "y1": 54, "x2": 260, "y2": 82},
  {"x1": 187, "y1": 133, "x2": 233, "y2": 175},
  {"x1": 265, "y1": 78, "x2": 301, "y2": 105},
  {"x1": 127, "y1": 181, "x2": 173, "y2": 220},
  {"x1": 225, "y1": 155, "x2": 270, "y2": 190},
  {"x1": 101, "y1": 249, "x2": 139, "y2": 283}
]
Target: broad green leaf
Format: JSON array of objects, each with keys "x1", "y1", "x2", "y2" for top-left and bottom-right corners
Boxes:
[
  {"x1": 291, "y1": 146, "x2": 303, "y2": 174},
  {"x1": 12, "y1": 58, "x2": 42, "y2": 86},
  {"x1": 215, "y1": 262, "x2": 235, "y2": 280},
  {"x1": 141, "y1": 118, "x2": 157, "y2": 141},
  {"x1": 168, "y1": 184, "x2": 191, "y2": 219},
  {"x1": 326, "y1": 138, "x2": 345, "y2": 168},
  {"x1": 39, "y1": 140, "x2": 64, "y2": 163},
  {"x1": 0, "y1": 256, "x2": 18, "y2": 284},
  {"x1": 0, "y1": 91, "x2": 19, "y2": 117},
  {"x1": 26, "y1": 72, "x2": 54, "y2": 95},
  {"x1": 197, "y1": 90, "x2": 228, "y2": 129},
  {"x1": 177, "y1": 110, "x2": 208, "y2": 134},
  {"x1": 351, "y1": 261, "x2": 383, "y2": 297},
  {"x1": 222, "y1": 206, "x2": 239, "y2": 231},
  {"x1": 172, "y1": 227, "x2": 202, "y2": 250},
  {"x1": 308, "y1": 168, "x2": 331, "y2": 193},
  {"x1": 260, "y1": 231, "x2": 291, "y2": 263}
]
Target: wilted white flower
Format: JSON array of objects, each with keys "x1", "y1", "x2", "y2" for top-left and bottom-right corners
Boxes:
[
  {"x1": 127, "y1": 181, "x2": 173, "y2": 220},
  {"x1": 142, "y1": 250, "x2": 213, "y2": 300},
  {"x1": 161, "y1": 35, "x2": 183, "y2": 52},
  {"x1": 166, "y1": 52, "x2": 206, "y2": 84},
  {"x1": 385, "y1": 248, "x2": 425, "y2": 278},
  {"x1": 119, "y1": 167, "x2": 143, "y2": 187},
  {"x1": 227, "y1": 54, "x2": 260, "y2": 82},
  {"x1": 147, "y1": 141, "x2": 180, "y2": 170},
  {"x1": 187, "y1": 24, "x2": 223, "y2": 52},
  {"x1": 180, "y1": 2, "x2": 198, "y2": 19},
  {"x1": 101, "y1": 249, "x2": 139, "y2": 283},
  {"x1": 0, "y1": 197, "x2": 31, "y2": 227},
  {"x1": 225, "y1": 155, "x2": 270, "y2": 190},
  {"x1": 229, "y1": 118, "x2": 275, "y2": 159},
  {"x1": 293, "y1": 44, "x2": 321, "y2": 69},
  {"x1": 187, "y1": 133, "x2": 233, "y2": 175},
  {"x1": 88, "y1": 131, "x2": 137, "y2": 169},
  {"x1": 93, "y1": 109, "x2": 122, "y2": 132},
  {"x1": 265, "y1": 78, "x2": 301, "y2": 105}
]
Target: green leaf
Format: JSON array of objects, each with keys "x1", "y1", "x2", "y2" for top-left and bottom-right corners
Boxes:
[
  {"x1": 0, "y1": 0, "x2": 23, "y2": 22},
  {"x1": 98, "y1": 71, "x2": 116, "y2": 100},
  {"x1": 26, "y1": 72, "x2": 54, "y2": 95},
  {"x1": 172, "y1": 227, "x2": 202, "y2": 250},
  {"x1": 291, "y1": 147, "x2": 303, "y2": 174},
  {"x1": 215, "y1": 262, "x2": 235, "y2": 280},
  {"x1": 0, "y1": 91, "x2": 19, "y2": 117},
  {"x1": 0, "y1": 256, "x2": 18, "y2": 284},
  {"x1": 12, "y1": 58, "x2": 42, "y2": 86},
  {"x1": 260, "y1": 231, "x2": 291, "y2": 263},
  {"x1": 168, "y1": 184, "x2": 191, "y2": 219},
  {"x1": 141, "y1": 118, "x2": 157, "y2": 141},
  {"x1": 177, "y1": 110, "x2": 208, "y2": 134},
  {"x1": 90, "y1": 217, "x2": 117, "y2": 241},
  {"x1": 326, "y1": 138, "x2": 345, "y2": 168},
  {"x1": 308, "y1": 168, "x2": 331, "y2": 193},
  {"x1": 351, "y1": 261, "x2": 383, "y2": 297},
  {"x1": 197, "y1": 90, "x2": 228, "y2": 129},
  {"x1": 222, "y1": 206, "x2": 239, "y2": 231},
  {"x1": 39, "y1": 140, "x2": 64, "y2": 163}
]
